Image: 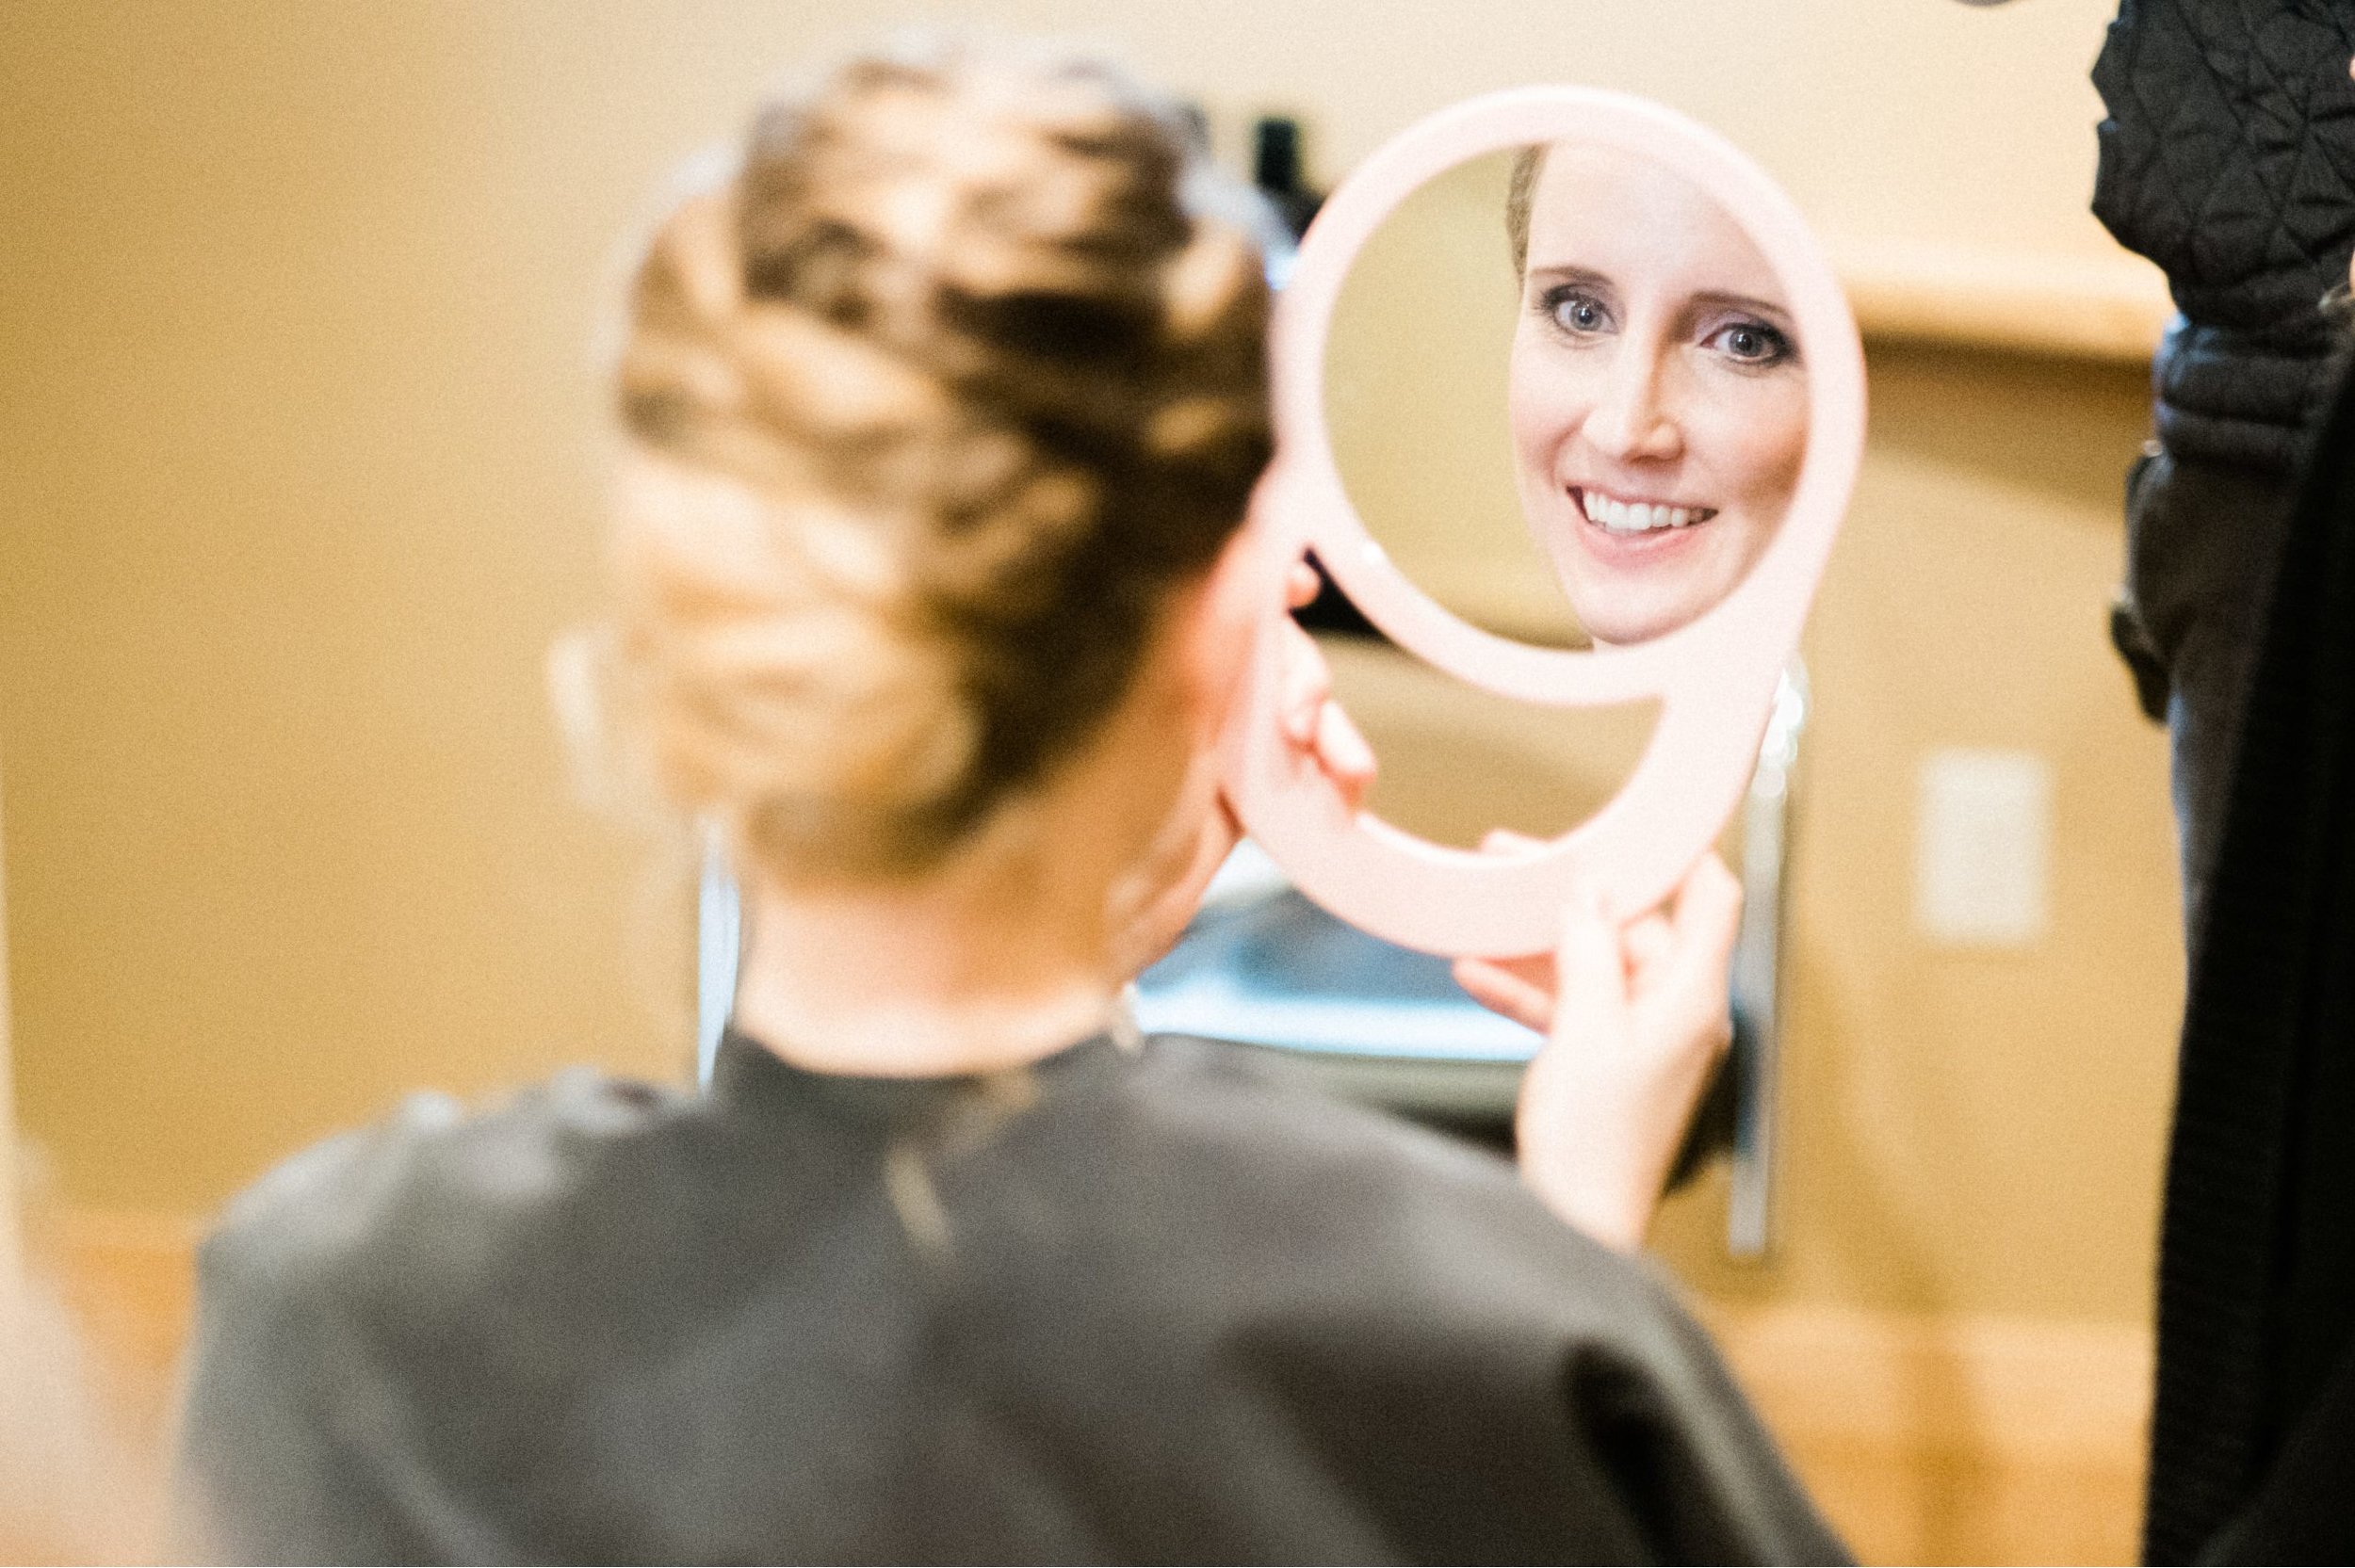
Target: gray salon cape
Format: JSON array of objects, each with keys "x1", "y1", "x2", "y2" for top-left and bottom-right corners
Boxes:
[{"x1": 177, "y1": 1029, "x2": 1843, "y2": 1564}]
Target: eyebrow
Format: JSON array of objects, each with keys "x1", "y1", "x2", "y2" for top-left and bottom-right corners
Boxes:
[
  {"x1": 1689, "y1": 290, "x2": 1795, "y2": 328},
  {"x1": 1525, "y1": 264, "x2": 1613, "y2": 290}
]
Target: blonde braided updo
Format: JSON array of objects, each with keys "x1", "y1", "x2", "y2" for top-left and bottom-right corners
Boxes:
[{"x1": 610, "y1": 40, "x2": 1273, "y2": 882}]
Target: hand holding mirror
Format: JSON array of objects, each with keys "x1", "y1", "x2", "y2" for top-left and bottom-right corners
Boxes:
[{"x1": 1224, "y1": 88, "x2": 1865, "y2": 959}]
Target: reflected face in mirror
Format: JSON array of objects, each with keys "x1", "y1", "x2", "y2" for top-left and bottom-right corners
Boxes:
[{"x1": 1506, "y1": 142, "x2": 1808, "y2": 646}]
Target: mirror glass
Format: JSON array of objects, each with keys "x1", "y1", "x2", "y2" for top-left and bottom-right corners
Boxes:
[
  {"x1": 1320, "y1": 636, "x2": 1658, "y2": 849},
  {"x1": 1324, "y1": 138, "x2": 1810, "y2": 650}
]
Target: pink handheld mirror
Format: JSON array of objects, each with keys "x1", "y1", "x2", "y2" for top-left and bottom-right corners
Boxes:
[{"x1": 1223, "y1": 87, "x2": 1865, "y2": 959}]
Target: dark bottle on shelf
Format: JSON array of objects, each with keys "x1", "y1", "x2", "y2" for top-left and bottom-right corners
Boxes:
[{"x1": 1252, "y1": 116, "x2": 1323, "y2": 240}]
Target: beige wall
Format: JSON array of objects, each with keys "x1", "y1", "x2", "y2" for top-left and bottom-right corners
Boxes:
[
  {"x1": 0, "y1": 5, "x2": 719, "y2": 1211},
  {"x1": 2, "y1": 0, "x2": 2174, "y2": 1337}
]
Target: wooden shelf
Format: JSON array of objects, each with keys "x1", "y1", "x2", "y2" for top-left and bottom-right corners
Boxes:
[{"x1": 1832, "y1": 243, "x2": 2171, "y2": 363}]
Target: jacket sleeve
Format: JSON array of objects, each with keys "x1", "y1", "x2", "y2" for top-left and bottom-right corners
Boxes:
[
  {"x1": 173, "y1": 1098, "x2": 494, "y2": 1565},
  {"x1": 1556, "y1": 1286, "x2": 1848, "y2": 1566}
]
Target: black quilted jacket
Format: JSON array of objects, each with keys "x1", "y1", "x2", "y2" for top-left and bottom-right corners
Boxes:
[{"x1": 2094, "y1": 0, "x2": 2355, "y2": 472}]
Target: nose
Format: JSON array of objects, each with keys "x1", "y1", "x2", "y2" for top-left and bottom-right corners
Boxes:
[{"x1": 1583, "y1": 344, "x2": 1682, "y2": 463}]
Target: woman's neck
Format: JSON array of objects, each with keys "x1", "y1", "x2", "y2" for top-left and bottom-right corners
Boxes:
[
  {"x1": 731, "y1": 720, "x2": 1197, "y2": 1077},
  {"x1": 728, "y1": 574, "x2": 1231, "y2": 1080},
  {"x1": 732, "y1": 835, "x2": 1129, "y2": 1078}
]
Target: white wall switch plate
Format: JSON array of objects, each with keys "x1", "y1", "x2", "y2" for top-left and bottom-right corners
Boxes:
[{"x1": 1915, "y1": 748, "x2": 2053, "y2": 947}]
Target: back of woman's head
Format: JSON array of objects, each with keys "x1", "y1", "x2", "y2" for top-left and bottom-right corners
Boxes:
[{"x1": 611, "y1": 39, "x2": 1273, "y2": 882}]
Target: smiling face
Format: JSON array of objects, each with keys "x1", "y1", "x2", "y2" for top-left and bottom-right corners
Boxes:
[{"x1": 1507, "y1": 142, "x2": 1807, "y2": 646}]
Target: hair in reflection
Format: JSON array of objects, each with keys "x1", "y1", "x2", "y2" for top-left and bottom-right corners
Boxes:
[
  {"x1": 609, "y1": 39, "x2": 1272, "y2": 881},
  {"x1": 1503, "y1": 143, "x2": 1545, "y2": 276}
]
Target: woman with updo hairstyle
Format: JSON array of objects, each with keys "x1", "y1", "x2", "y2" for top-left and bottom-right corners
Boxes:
[{"x1": 175, "y1": 40, "x2": 1838, "y2": 1565}]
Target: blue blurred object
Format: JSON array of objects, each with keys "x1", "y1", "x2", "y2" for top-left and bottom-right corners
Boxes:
[
  {"x1": 1133, "y1": 888, "x2": 1540, "y2": 1061},
  {"x1": 696, "y1": 834, "x2": 740, "y2": 1088}
]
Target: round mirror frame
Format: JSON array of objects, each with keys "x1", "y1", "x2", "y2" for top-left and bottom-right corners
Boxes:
[{"x1": 1223, "y1": 86, "x2": 1866, "y2": 958}]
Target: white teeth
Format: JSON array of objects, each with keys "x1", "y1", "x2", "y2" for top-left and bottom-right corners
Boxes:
[{"x1": 1579, "y1": 490, "x2": 1718, "y2": 534}]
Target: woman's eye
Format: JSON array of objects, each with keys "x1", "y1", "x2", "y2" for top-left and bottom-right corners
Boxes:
[
  {"x1": 1709, "y1": 320, "x2": 1794, "y2": 365},
  {"x1": 1545, "y1": 290, "x2": 1612, "y2": 335}
]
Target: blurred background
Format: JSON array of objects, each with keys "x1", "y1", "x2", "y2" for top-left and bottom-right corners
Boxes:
[{"x1": 1, "y1": 2, "x2": 2177, "y2": 1561}]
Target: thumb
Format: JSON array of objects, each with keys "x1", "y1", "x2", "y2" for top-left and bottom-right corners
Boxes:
[
  {"x1": 1551, "y1": 882, "x2": 1629, "y2": 1046},
  {"x1": 1648, "y1": 854, "x2": 1743, "y2": 1039},
  {"x1": 1453, "y1": 956, "x2": 1554, "y2": 1034},
  {"x1": 1666, "y1": 854, "x2": 1744, "y2": 983}
]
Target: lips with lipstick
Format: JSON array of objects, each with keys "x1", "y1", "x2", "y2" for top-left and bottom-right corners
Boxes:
[{"x1": 1573, "y1": 486, "x2": 1718, "y2": 536}]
